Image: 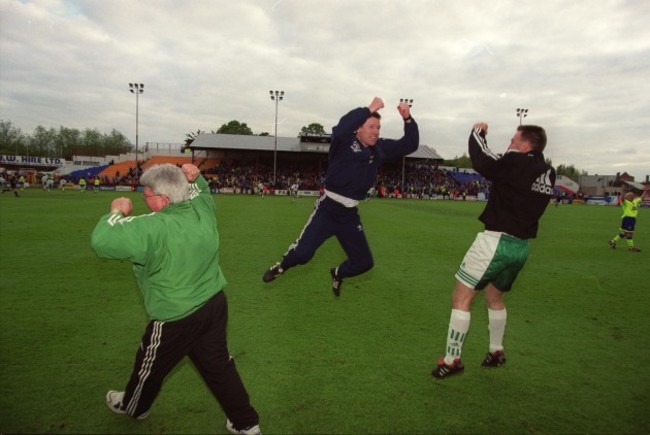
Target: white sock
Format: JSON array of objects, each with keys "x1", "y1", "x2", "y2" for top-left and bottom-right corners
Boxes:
[
  {"x1": 444, "y1": 309, "x2": 471, "y2": 365},
  {"x1": 487, "y1": 307, "x2": 507, "y2": 353}
]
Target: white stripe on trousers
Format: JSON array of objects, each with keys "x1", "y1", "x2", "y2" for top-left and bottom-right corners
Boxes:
[
  {"x1": 283, "y1": 195, "x2": 327, "y2": 257},
  {"x1": 126, "y1": 320, "x2": 164, "y2": 416}
]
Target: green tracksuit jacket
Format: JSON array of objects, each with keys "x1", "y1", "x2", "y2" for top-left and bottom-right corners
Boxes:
[{"x1": 91, "y1": 175, "x2": 226, "y2": 321}]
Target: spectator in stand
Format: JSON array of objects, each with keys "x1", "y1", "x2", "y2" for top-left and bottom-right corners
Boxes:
[{"x1": 262, "y1": 97, "x2": 419, "y2": 296}]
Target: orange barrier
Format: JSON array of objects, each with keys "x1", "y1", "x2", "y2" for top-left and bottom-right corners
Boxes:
[
  {"x1": 98, "y1": 160, "x2": 137, "y2": 180},
  {"x1": 97, "y1": 156, "x2": 223, "y2": 181},
  {"x1": 142, "y1": 156, "x2": 221, "y2": 170},
  {"x1": 141, "y1": 156, "x2": 193, "y2": 170}
]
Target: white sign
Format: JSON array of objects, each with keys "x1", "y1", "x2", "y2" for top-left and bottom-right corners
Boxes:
[{"x1": 0, "y1": 155, "x2": 66, "y2": 167}]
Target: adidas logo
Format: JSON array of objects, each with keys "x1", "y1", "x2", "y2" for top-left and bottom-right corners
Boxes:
[{"x1": 531, "y1": 169, "x2": 554, "y2": 195}]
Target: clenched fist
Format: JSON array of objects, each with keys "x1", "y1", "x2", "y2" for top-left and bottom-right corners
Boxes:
[
  {"x1": 182, "y1": 164, "x2": 201, "y2": 182},
  {"x1": 110, "y1": 197, "x2": 132, "y2": 216}
]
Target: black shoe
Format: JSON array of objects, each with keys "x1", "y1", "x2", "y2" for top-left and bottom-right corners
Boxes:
[
  {"x1": 330, "y1": 267, "x2": 343, "y2": 297},
  {"x1": 481, "y1": 350, "x2": 506, "y2": 368},
  {"x1": 262, "y1": 262, "x2": 283, "y2": 283},
  {"x1": 431, "y1": 357, "x2": 464, "y2": 378},
  {"x1": 608, "y1": 240, "x2": 616, "y2": 249},
  {"x1": 629, "y1": 247, "x2": 641, "y2": 252}
]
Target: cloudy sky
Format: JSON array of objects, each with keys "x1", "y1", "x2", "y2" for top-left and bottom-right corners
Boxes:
[{"x1": 1, "y1": 0, "x2": 649, "y2": 179}]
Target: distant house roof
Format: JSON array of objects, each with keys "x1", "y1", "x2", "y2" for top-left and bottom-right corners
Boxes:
[
  {"x1": 579, "y1": 175, "x2": 618, "y2": 187},
  {"x1": 191, "y1": 133, "x2": 301, "y2": 152},
  {"x1": 624, "y1": 180, "x2": 646, "y2": 191},
  {"x1": 188, "y1": 133, "x2": 444, "y2": 161},
  {"x1": 412, "y1": 145, "x2": 444, "y2": 160}
]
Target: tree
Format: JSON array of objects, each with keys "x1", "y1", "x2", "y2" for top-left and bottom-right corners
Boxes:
[
  {"x1": 556, "y1": 163, "x2": 587, "y2": 182},
  {"x1": 0, "y1": 120, "x2": 132, "y2": 160},
  {"x1": 442, "y1": 153, "x2": 472, "y2": 169},
  {"x1": 185, "y1": 129, "x2": 206, "y2": 146},
  {"x1": 300, "y1": 123, "x2": 326, "y2": 136},
  {"x1": 29, "y1": 125, "x2": 57, "y2": 157},
  {"x1": 0, "y1": 120, "x2": 26, "y2": 155},
  {"x1": 58, "y1": 126, "x2": 82, "y2": 159},
  {"x1": 103, "y1": 129, "x2": 131, "y2": 156},
  {"x1": 82, "y1": 128, "x2": 103, "y2": 156},
  {"x1": 216, "y1": 120, "x2": 253, "y2": 135}
]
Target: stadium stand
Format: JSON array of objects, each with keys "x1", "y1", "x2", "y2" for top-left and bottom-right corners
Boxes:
[
  {"x1": 69, "y1": 165, "x2": 109, "y2": 182},
  {"x1": 98, "y1": 160, "x2": 137, "y2": 181},
  {"x1": 450, "y1": 171, "x2": 483, "y2": 184},
  {"x1": 139, "y1": 156, "x2": 220, "y2": 171},
  {"x1": 141, "y1": 156, "x2": 193, "y2": 170}
]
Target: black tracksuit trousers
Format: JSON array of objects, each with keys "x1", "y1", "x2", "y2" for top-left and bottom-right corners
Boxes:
[{"x1": 120, "y1": 291, "x2": 259, "y2": 429}]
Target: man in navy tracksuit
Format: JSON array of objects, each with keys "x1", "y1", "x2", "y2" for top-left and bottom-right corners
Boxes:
[{"x1": 262, "y1": 97, "x2": 419, "y2": 296}]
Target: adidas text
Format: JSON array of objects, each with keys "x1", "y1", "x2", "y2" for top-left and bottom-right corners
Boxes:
[{"x1": 531, "y1": 182, "x2": 554, "y2": 195}]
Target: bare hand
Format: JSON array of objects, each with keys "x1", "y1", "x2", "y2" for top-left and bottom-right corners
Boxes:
[
  {"x1": 182, "y1": 164, "x2": 200, "y2": 182},
  {"x1": 473, "y1": 122, "x2": 488, "y2": 135},
  {"x1": 397, "y1": 102, "x2": 411, "y2": 120},
  {"x1": 110, "y1": 197, "x2": 132, "y2": 216},
  {"x1": 368, "y1": 97, "x2": 384, "y2": 113}
]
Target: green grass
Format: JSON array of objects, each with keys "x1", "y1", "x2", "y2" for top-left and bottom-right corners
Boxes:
[{"x1": 1, "y1": 189, "x2": 648, "y2": 434}]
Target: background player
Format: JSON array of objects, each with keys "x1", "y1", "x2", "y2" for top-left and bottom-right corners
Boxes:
[{"x1": 609, "y1": 191, "x2": 643, "y2": 252}]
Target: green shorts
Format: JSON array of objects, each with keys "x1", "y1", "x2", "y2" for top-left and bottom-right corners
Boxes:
[{"x1": 455, "y1": 230, "x2": 530, "y2": 292}]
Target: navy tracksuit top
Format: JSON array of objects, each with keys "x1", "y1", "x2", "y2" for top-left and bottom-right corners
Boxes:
[{"x1": 324, "y1": 107, "x2": 420, "y2": 201}]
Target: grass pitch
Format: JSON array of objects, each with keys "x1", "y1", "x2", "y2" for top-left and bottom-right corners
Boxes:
[{"x1": 0, "y1": 189, "x2": 648, "y2": 434}]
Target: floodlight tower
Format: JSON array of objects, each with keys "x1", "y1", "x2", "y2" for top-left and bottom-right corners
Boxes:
[
  {"x1": 516, "y1": 107, "x2": 528, "y2": 125},
  {"x1": 269, "y1": 90, "x2": 284, "y2": 187},
  {"x1": 129, "y1": 83, "x2": 144, "y2": 166}
]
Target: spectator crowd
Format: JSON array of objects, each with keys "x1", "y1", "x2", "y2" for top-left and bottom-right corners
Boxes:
[{"x1": 4, "y1": 160, "x2": 491, "y2": 199}]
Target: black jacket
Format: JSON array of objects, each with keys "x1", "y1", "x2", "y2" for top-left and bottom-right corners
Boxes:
[{"x1": 469, "y1": 127, "x2": 555, "y2": 239}]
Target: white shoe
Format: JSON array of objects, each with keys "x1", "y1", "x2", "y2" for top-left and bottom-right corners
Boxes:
[
  {"x1": 105, "y1": 390, "x2": 150, "y2": 420},
  {"x1": 226, "y1": 418, "x2": 261, "y2": 435}
]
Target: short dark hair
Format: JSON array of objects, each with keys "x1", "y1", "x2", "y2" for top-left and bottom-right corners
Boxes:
[
  {"x1": 518, "y1": 125, "x2": 547, "y2": 152},
  {"x1": 357, "y1": 112, "x2": 381, "y2": 130}
]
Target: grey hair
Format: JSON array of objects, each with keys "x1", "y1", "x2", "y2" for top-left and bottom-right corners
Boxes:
[{"x1": 139, "y1": 164, "x2": 190, "y2": 204}]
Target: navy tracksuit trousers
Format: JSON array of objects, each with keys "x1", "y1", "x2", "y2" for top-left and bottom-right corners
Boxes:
[{"x1": 280, "y1": 195, "x2": 374, "y2": 279}]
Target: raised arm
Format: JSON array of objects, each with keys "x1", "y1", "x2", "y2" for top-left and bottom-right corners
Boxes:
[{"x1": 468, "y1": 122, "x2": 502, "y2": 179}]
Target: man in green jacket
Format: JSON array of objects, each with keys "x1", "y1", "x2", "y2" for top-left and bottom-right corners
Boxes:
[{"x1": 91, "y1": 163, "x2": 260, "y2": 435}]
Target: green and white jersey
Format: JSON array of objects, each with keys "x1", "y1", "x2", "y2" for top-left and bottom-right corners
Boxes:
[{"x1": 91, "y1": 175, "x2": 226, "y2": 321}]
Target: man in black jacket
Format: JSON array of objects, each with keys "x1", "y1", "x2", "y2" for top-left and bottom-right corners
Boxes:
[
  {"x1": 432, "y1": 122, "x2": 555, "y2": 378},
  {"x1": 262, "y1": 97, "x2": 419, "y2": 296}
]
